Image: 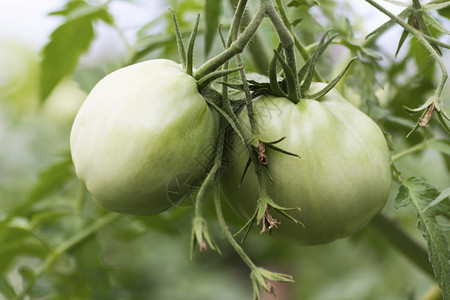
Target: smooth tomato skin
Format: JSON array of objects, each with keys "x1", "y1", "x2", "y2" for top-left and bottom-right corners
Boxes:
[
  {"x1": 221, "y1": 83, "x2": 392, "y2": 245},
  {"x1": 71, "y1": 59, "x2": 218, "y2": 215}
]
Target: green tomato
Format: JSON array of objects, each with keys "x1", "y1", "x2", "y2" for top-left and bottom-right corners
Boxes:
[
  {"x1": 221, "y1": 83, "x2": 392, "y2": 245},
  {"x1": 71, "y1": 59, "x2": 218, "y2": 215}
]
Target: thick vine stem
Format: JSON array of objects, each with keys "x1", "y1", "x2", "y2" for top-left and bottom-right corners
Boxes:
[
  {"x1": 370, "y1": 212, "x2": 434, "y2": 277},
  {"x1": 218, "y1": 0, "x2": 302, "y2": 234},
  {"x1": 228, "y1": 0, "x2": 271, "y2": 74},
  {"x1": 365, "y1": 0, "x2": 448, "y2": 128},
  {"x1": 391, "y1": 139, "x2": 438, "y2": 162},
  {"x1": 274, "y1": 0, "x2": 324, "y2": 82},
  {"x1": 213, "y1": 178, "x2": 294, "y2": 300},
  {"x1": 190, "y1": 126, "x2": 225, "y2": 258},
  {"x1": 194, "y1": 3, "x2": 266, "y2": 80},
  {"x1": 221, "y1": 0, "x2": 269, "y2": 199},
  {"x1": 262, "y1": 0, "x2": 300, "y2": 98}
]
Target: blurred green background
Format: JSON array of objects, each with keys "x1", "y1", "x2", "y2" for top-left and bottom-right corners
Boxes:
[{"x1": 0, "y1": 0, "x2": 448, "y2": 299}]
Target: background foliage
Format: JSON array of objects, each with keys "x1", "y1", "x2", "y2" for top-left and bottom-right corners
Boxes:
[{"x1": 0, "y1": 0, "x2": 449, "y2": 299}]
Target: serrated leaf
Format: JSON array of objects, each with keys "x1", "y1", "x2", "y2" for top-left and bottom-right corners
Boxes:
[
  {"x1": 204, "y1": 0, "x2": 221, "y2": 56},
  {"x1": 395, "y1": 184, "x2": 411, "y2": 208},
  {"x1": 423, "y1": 187, "x2": 450, "y2": 214},
  {"x1": 400, "y1": 177, "x2": 450, "y2": 296},
  {"x1": 40, "y1": 1, "x2": 114, "y2": 101}
]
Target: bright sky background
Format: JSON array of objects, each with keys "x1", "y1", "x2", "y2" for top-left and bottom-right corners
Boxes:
[{"x1": 0, "y1": 0, "x2": 404, "y2": 51}]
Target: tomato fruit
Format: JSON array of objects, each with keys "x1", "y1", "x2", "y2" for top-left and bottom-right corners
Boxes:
[
  {"x1": 221, "y1": 83, "x2": 392, "y2": 245},
  {"x1": 71, "y1": 59, "x2": 218, "y2": 215}
]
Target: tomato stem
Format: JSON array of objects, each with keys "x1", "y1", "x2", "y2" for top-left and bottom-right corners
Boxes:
[
  {"x1": 370, "y1": 212, "x2": 434, "y2": 277},
  {"x1": 194, "y1": 3, "x2": 266, "y2": 80},
  {"x1": 365, "y1": 0, "x2": 448, "y2": 133},
  {"x1": 391, "y1": 139, "x2": 437, "y2": 162}
]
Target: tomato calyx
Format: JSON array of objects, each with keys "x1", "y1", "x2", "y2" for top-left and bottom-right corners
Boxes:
[
  {"x1": 250, "y1": 267, "x2": 294, "y2": 298},
  {"x1": 190, "y1": 216, "x2": 221, "y2": 260},
  {"x1": 261, "y1": 203, "x2": 280, "y2": 233},
  {"x1": 240, "y1": 137, "x2": 300, "y2": 186}
]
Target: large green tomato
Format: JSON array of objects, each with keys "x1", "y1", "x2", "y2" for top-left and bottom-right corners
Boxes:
[
  {"x1": 71, "y1": 59, "x2": 218, "y2": 215},
  {"x1": 221, "y1": 83, "x2": 392, "y2": 245}
]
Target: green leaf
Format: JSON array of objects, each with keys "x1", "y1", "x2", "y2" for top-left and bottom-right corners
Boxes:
[
  {"x1": 423, "y1": 187, "x2": 450, "y2": 214},
  {"x1": 0, "y1": 275, "x2": 16, "y2": 299},
  {"x1": 395, "y1": 184, "x2": 411, "y2": 208},
  {"x1": 40, "y1": 0, "x2": 114, "y2": 101},
  {"x1": 398, "y1": 177, "x2": 450, "y2": 296},
  {"x1": 204, "y1": 0, "x2": 221, "y2": 56},
  {"x1": 12, "y1": 158, "x2": 74, "y2": 216}
]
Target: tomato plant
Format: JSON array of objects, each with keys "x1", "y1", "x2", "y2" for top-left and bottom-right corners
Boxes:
[{"x1": 0, "y1": 0, "x2": 449, "y2": 299}]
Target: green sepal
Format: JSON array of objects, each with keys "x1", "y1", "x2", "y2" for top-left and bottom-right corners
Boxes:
[
  {"x1": 190, "y1": 216, "x2": 221, "y2": 260},
  {"x1": 169, "y1": 8, "x2": 187, "y2": 69},
  {"x1": 202, "y1": 89, "x2": 246, "y2": 145},
  {"x1": 394, "y1": 13, "x2": 414, "y2": 57},
  {"x1": 197, "y1": 66, "x2": 243, "y2": 91},
  {"x1": 269, "y1": 44, "x2": 288, "y2": 97},
  {"x1": 265, "y1": 143, "x2": 301, "y2": 159},
  {"x1": 186, "y1": 13, "x2": 200, "y2": 76},
  {"x1": 307, "y1": 57, "x2": 358, "y2": 100},
  {"x1": 273, "y1": 49, "x2": 300, "y2": 103},
  {"x1": 251, "y1": 267, "x2": 294, "y2": 300},
  {"x1": 414, "y1": 6, "x2": 442, "y2": 55},
  {"x1": 239, "y1": 156, "x2": 252, "y2": 186},
  {"x1": 436, "y1": 111, "x2": 450, "y2": 134},
  {"x1": 299, "y1": 30, "x2": 338, "y2": 97}
]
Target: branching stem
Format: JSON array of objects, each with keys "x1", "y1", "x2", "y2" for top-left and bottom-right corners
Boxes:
[
  {"x1": 17, "y1": 213, "x2": 121, "y2": 300},
  {"x1": 365, "y1": 0, "x2": 448, "y2": 101},
  {"x1": 391, "y1": 139, "x2": 438, "y2": 162}
]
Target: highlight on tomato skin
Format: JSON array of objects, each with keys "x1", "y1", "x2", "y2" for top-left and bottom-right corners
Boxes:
[
  {"x1": 221, "y1": 82, "x2": 393, "y2": 246},
  {"x1": 70, "y1": 59, "x2": 219, "y2": 215}
]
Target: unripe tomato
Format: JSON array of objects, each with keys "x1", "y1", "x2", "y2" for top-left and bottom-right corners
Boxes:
[
  {"x1": 221, "y1": 83, "x2": 392, "y2": 245},
  {"x1": 71, "y1": 59, "x2": 218, "y2": 215}
]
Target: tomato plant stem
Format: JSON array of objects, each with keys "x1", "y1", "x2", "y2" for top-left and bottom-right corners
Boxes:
[
  {"x1": 391, "y1": 140, "x2": 435, "y2": 162},
  {"x1": 365, "y1": 0, "x2": 448, "y2": 102},
  {"x1": 194, "y1": 3, "x2": 266, "y2": 80},
  {"x1": 193, "y1": 123, "x2": 225, "y2": 219},
  {"x1": 371, "y1": 213, "x2": 434, "y2": 277},
  {"x1": 214, "y1": 179, "x2": 257, "y2": 271},
  {"x1": 228, "y1": 0, "x2": 271, "y2": 74},
  {"x1": 274, "y1": 0, "x2": 324, "y2": 82},
  {"x1": 17, "y1": 213, "x2": 121, "y2": 300}
]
